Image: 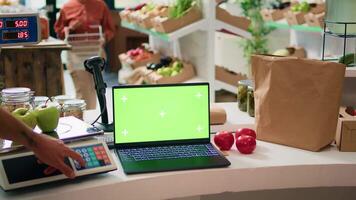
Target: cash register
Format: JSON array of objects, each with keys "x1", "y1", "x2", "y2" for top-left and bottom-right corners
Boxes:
[{"x1": 0, "y1": 13, "x2": 117, "y2": 191}]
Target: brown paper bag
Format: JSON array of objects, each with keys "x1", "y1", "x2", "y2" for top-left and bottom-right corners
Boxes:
[{"x1": 252, "y1": 55, "x2": 346, "y2": 151}]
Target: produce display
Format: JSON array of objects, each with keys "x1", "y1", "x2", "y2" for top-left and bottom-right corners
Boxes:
[
  {"x1": 127, "y1": 44, "x2": 156, "y2": 62},
  {"x1": 120, "y1": 0, "x2": 201, "y2": 33},
  {"x1": 266, "y1": 0, "x2": 291, "y2": 10},
  {"x1": 214, "y1": 128, "x2": 257, "y2": 154},
  {"x1": 169, "y1": 0, "x2": 197, "y2": 19},
  {"x1": 147, "y1": 57, "x2": 184, "y2": 77},
  {"x1": 291, "y1": 2, "x2": 311, "y2": 13}
]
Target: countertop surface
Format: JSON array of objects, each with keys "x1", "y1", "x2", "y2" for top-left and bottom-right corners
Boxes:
[{"x1": 1, "y1": 103, "x2": 356, "y2": 200}]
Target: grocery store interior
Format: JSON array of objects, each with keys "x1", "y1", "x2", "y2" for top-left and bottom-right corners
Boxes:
[{"x1": 1, "y1": 0, "x2": 356, "y2": 199}]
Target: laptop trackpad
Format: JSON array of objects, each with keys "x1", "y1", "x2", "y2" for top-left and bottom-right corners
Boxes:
[{"x1": 121, "y1": 156, "x2": 230, "y2": 174}]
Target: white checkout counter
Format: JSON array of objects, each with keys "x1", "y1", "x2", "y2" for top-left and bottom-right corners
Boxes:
[{"x1": 0, "y1": 103, "x2": 356, "y2": 200}]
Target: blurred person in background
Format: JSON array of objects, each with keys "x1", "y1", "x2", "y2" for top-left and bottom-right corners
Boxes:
[{"x1": 55, "y1": 0, "x2": 115, "y2": 109}]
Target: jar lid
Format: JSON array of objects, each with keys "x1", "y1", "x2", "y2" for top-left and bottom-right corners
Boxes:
[
  {"x1": 63, "y1": 99, "x2": 86, "y2": 108},
  {"x1": 1, "y1": 87, "x2": 30, "y2": 95},
  {"x1": 238, "y1": 79, "x2": 253, "y2": 87},
  {"x1": 52, "y1": 95, "x2": 75, "y2": 104},
  {"x1": 34, "y1": 96, "x2": 49, "y2": 102},
  {"x1": 1, "y1": 87, "x2": 32, "y2": 103}
]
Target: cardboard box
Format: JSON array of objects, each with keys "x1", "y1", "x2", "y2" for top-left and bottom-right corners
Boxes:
[
  {"x1": 144, "y1": 62, "x2": 196, "y2": 84},
  {"x1": 304, "y1": 12, "x2": 325, "y2": 28},
  {"x1": 118, "y1": 53, "x2": 161, "y2": 70},
  {"x1": 152, "y1": 6, "x2": 202, "y2": 33},
  {"x1": 336, "y1": 107, "x2": 356, "y2": 152},
  {"x1": 261, "y1": 8, "x2": 286, "y2": 22},
  {"x1": 216, "y1": 6, "x2": 251, "y2": 31},
  {"x1": 215, "y1": 66, "x2": 248, "y2": 87}
]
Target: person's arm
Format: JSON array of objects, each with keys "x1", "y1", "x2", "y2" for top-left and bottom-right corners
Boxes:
[
  {"x1": 54, "y1": 9, "x2": 68, "y2": 40},
  {"x1": 0, "y1": 108, "x2": 85, "y2": 178}
]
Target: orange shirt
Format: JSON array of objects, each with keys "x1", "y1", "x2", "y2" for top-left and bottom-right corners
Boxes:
[{"x1": 54, "y1": 0, "x2": 115, "y2": 41}]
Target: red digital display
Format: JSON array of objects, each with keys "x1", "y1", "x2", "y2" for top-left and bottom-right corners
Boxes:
[
  {"x1": 5, "y1": 20, "x2": 28, "y2": 28},
  {"x1": 2, "y1": 31, "x2": 29, "y2": 40},
  {"x1": 0, "y1": 20, "x2": 3, "y2": 29}
]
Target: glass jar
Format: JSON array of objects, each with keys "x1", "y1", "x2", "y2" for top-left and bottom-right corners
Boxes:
[
  {"x1": 0, "y1": 87, "x2": 33, "y2": 113},
  {"x1": 33, "y1": 96, "x2": 49, "y2": 108},
  {"x1": 326, "y1": 0, "x2": 356, "y2": 35},
  {"x1": 62, "y1": 99, "x2": 86, "y2": 120},
  {"x1": 247, "y1": 85, "x2": 255, "y2": 118},
  {"x1": 237, "y1": 80, "x2": 252, "y2": 112},
  {"x1": 52, "y1": 95, "x2": 75, "y2": 117}
]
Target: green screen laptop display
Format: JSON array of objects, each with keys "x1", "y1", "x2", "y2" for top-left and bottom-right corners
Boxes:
[{"x1": 113, "y1": 84, "x2": 210, "y2": 144}]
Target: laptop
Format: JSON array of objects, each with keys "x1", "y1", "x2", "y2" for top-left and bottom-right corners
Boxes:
[{"x1": 112, "y1": 83, "x2": 230, "y2": 174}]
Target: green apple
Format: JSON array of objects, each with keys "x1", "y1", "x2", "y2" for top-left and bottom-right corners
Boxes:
[
  {"x1": 12, "y1": 108, "x2": 37, "y2": 129},
  {"x1": 34, "y1": 104, "x2": 60, "y2": 133},
  {"x1": 171, "y1": 70, "x2": 179, "y2": 77},
  {"x1": 172, "y1": 61, "x2": 183, "y2": 71}
]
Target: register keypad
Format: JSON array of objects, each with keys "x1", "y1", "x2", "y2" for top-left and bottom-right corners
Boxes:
[{"x1": 73, "y1": 145, "x2": 111, "y2": 170}]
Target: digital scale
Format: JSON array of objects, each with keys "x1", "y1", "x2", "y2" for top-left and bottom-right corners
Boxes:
[
  {"x1": 0, "y1": 13, "x2": 41, "y2": 46},
  {"x1": 0, "y1": 13, "x2": 117, "y2": 191},
  {"x1": 0, "y1": 139, "x2": 117, "y2": 191}
]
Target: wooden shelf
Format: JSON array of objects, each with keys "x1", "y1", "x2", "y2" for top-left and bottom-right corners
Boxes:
[
  {"x1": 121, "y1": 20, "x2": 208, "y2": 42},
  {"x1": 266, "y1": 21, "x2": 322, "y2": 32}
]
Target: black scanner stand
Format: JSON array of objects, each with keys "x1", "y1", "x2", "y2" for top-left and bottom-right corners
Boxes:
[{"x1": 84, "y1": 56, "x2": 113, "y2": 132}]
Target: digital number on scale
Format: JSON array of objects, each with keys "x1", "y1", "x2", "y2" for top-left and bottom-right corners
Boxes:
[
  {"x1": 3, "y1": 31, "x2": 29, "y2": 40},
  {"x1": 0, "y1": 19, "x2": 30, "y2": 41},
  {"x1": 0, "y1": 20, "x2": 28, "y2": 28}
]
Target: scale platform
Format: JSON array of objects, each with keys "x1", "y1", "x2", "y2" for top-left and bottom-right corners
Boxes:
[{"x1": 0, "y1": 139, "x2": 117, "y2": 191}]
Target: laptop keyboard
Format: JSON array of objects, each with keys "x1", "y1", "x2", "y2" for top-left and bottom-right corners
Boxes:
[{"x1": 118, "y1": 144, "x2": 220, "y2": 162}]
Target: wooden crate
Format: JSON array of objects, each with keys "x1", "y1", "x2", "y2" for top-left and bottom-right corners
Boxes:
[
  {"x1": 0, "y1": 47, "x2": 68, "y2": 97},
  {"x1": 336, "y1": 107, "x2": 356, "y2": 152},
  {"x1": 305, "y1": 12, "x2": 325, "y2": 28},
  {"x1": 215, "y1": 66, "x2": 248, "y2": 87},
  {"x1": 261, "y1": 8, "x2": 286, "y2": 22},
  {"x1": 216, "y1": 6, "x2": 251, "y2": 31},
  {"x1": 144, "y1": 62, "x2": 196, "y2": 84},
  {"x1": 152, "y1": 6, "x2": 203, "y2": 33}
]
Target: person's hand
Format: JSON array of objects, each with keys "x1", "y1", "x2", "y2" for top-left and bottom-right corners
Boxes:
[{"x1": 30, "y1": 134, "x2": 85, "y2": 178}]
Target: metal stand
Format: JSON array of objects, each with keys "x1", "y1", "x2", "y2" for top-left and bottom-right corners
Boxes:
[{"x1": 322, "y1": 20, "x2": 356, "y2": 63}]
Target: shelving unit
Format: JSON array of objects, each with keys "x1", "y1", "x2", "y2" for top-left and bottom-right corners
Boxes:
[
  {"x1": 121, "y1": 20, "x2": 209, "y2": 42},
  {"x1": 215, "y1": 20, "x2": 251, "y2": 39},
  {"x1": 266, "y1": 21, "x2": 322, "y2": 32},
  {"x1": 119, "y1": 0, "x2": 252, "y2": 99}
]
